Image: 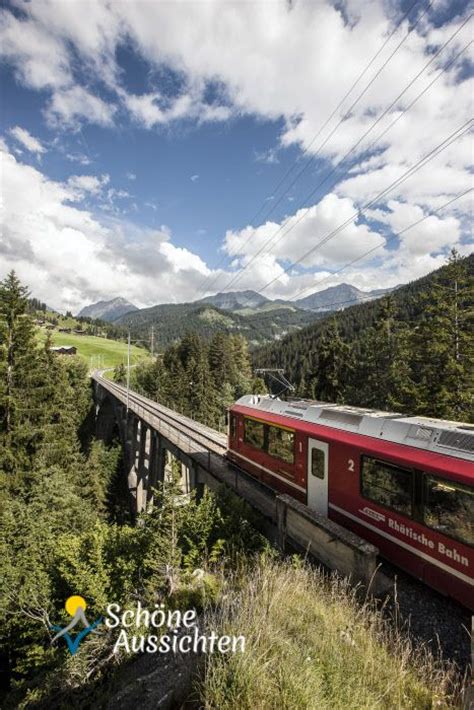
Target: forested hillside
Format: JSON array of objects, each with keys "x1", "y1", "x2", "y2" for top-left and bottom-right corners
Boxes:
[
  {"x1": 0, "y1": 272, "x2": 266, "y2": 706},
  {"x1": 0, "y1": 272, "x2": 465, "y2": 707},
  {"x1": 254, "y1": 251, "x2": 474, "y2": 422},
  {"x1": 115, "y1": 301, "x2": 320, "y2": 348},
  {"x1": 115, "y1": 331, "x2": 266, "y2": 430}
]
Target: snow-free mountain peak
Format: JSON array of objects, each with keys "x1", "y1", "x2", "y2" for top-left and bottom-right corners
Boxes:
[{"x1": 77, "y1": 297, "x2": 138, "y2": 322}]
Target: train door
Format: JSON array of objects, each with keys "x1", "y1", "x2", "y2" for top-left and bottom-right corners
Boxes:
[{"x1": 307, "y1": 439, "x2": 329, "y2": 515}]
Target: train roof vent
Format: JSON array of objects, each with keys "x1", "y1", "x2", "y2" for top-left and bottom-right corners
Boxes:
[
  {"x1": 283, "y1": 409, "x2": 304, "y2": 417},
  {"x1": 286, "y1": 403, "x2": 309, "y2": 411},
  {"x1": 320, "y1": 409, "x2": 363, "y2": 427},
  {"x1": 406, "y1": 425, "x2": 433, "y2": 441},
  {"x1": 437, "y1": 430, "x2": 474, "y2": 453}
]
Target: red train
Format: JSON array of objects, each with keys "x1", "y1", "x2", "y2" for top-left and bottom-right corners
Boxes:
[{"x1": 227, "y1": 395, "x2": 474, "y2": 609}]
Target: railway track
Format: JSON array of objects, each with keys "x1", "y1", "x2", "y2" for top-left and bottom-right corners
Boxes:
[
  {"x1": 94, "y1": 373, "x2": 227, "y2": 455},
  {"x1": 93, "y1": 373, "x2": 472, "y2": 672}
]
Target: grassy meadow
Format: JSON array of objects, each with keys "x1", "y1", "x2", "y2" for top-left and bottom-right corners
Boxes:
[
  {"x1": 36, "y1": 327, "x2": 150, "y2": 370},
  {"x1": 200, "y1": 556, "x2": 462, "y2": 709}
]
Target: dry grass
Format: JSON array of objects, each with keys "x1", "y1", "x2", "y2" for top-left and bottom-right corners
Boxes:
[{"x1": 199, "y1": 556, "x2": 462, "y2": 709}]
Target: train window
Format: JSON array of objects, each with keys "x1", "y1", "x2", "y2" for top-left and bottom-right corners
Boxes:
[
  {"x1": 244, "y1": 418, "x2": 265, "y2": 450},
  {"x1": 230, "y1": 414, "x2": 237, "y2": 439},
  {"x1": 311, "y1": 448, "x2": 325, "y2": 479},
  {"x1": 361, "y1": 457, "x2": 413, "y2": 516},
  {"x1": 268, "y1": 426, "x2": 294, "y2": 464},
  {"x1": 423, "y1": 475, "x2": 473, "y2": 547}
]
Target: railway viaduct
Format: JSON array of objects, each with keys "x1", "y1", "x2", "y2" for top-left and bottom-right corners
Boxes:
[{"x1": 93, "y1": 373, "x2": 381, "y2": 591}]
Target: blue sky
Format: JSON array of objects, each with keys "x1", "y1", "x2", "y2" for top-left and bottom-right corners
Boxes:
[{"x1": 0, "y1": 0, "x2": 472, "y2": 312}]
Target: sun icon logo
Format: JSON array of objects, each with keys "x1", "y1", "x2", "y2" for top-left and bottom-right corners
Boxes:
[
  {"x1": 51, "y1": 595, "x2": 102, "y2": 656},
  {"x1": 65, "y1": 595, "x2": 87, "y2": 617}
]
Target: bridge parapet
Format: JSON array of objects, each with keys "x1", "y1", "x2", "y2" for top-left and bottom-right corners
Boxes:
[{"x1": 93, "y1": 375, "x2": 380, "y2": 591}]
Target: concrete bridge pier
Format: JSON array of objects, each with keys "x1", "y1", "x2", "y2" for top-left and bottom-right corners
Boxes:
[
  {"x1": 96, "y1": 392, "x2": 217, "y2": 513},
  {"x1": 179, "y1": 462, "x2": 191, "y2": 494},
  {"x1": 146, "y1": 431, "x2": 167, "y2": 509},
  {"x1": 95, "y1": 394, "x2": 116, "y2": 444},
  {"x1": 125, "y1": 413, "x2": 140, "y2": 514},
  {"x1": 136, "y1": 421, "x2": 150, "y2": 514}
]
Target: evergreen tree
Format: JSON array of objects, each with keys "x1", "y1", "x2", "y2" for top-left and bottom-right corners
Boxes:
[
  {"x1": 348, "y1": 297, "x2": 412, "y2": 411},
  {"x1": 185, "y1": 350, "x2": 220, "y2": 427},
  {"x1": 405, "y1": 249, "x2": 473, "y2": 420},
  {"x1": 313, "y1": 318, "x2": 352, "y2": 403},
  {"x1": 113, "y1": 363, "x2": 127, "y2": 385},
  {"x1": 0, "y1": 272, "x2": 53, "y2": 479}
]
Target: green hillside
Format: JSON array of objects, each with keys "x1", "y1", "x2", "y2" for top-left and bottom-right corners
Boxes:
[
  {"x1": 233, "y1": 302, "x2": 299, "y2": 315},
  {"x1": 29, "y1": 300, "x2": 126, "y2": 340},
  {"x1": 116, "y1": 302, "x2": 322, "y2": 348},
  {"x1": 37, "y1": 328, "x2": 149, "y2": 369},
  {"x1": 253, "y1": 251, "x2": 474, "y2": 422}
]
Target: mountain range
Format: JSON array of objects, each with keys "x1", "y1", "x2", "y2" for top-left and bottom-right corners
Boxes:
[
  {"x1": 77, "y1": 297, "x2": 138, "y2": 322},
  {"x1": 197, "y1": 283, "x2": 394, "y2": 314},
  {"x1": 78, "y1": 283, "x2": 395, "y2": 325},
  {"x1": 93, "y1": 283, "x2": 397, "y2": 348},
  {"x1": 291, "y1": 283, "x2": 394, "y2": 311},
  {"x1": 197, "y1": 289, "x2": 270, "y2": 311}
]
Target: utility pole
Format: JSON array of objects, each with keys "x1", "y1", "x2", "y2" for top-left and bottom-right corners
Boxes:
[
  {"x1": 126, "y1": 330, "x2": 131, "y2": 411},
  {"x1": 151, "y1": 325, "x2": 154, "y2": 358}
]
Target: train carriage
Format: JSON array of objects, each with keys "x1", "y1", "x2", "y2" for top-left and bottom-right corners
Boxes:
[{"x1": 227, "y1": 395, "x2": 474, "y2": 610}]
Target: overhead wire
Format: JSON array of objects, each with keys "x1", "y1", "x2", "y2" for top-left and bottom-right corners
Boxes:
[
  {"x1": 197, "y1": 0, "x2": 429, "y2": 296},
  {"x1": 256, "y1": 118, "x2": 473, "y2": 293},
  {"x1": 288, "y1": 187, "x2": 473, "y2": 303},
  {"x1": 218, "y1": 15, "x2": 472, "y2": 293},
  {"x1": 246, "y1": 0, "x2": 424, "y2": 222}
]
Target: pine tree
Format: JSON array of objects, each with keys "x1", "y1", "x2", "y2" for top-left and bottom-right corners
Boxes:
[
  {"x1": 349, "y1": 297, "x2": 412, "y2": 411},
  {"x1": 208, "y1": 331, "x2": 232, "y2": 386},
  {"x1": 313, "y1": 317, "x2": 352, "y2": 403},
  {"x1": 185, "y1": 350, "x2": 220, "y2": 427},
  {"x1": 407, "y1": 249, "x2": 474, "y2": 420},
  {"x1": 0, "y1": 272, "x2": 52, "y2": 478},
  {"x1": 229, "y1": 335, "x2": 253, "y2": 396}
]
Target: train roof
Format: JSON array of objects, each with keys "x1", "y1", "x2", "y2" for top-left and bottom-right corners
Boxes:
[{"x1": 233, "y1": 395, "x2": 474, "y2": 462}]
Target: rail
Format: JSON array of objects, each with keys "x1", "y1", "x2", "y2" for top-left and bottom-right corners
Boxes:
[{"x1": 93, "y1": 373, "x2": 380, "y2": 589}]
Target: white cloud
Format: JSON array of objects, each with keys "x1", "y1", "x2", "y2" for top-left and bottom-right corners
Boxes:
[
  {"x1": 1, "y1": 1, "x2": 471, "y2": 153},
  {"x1": 65, "y1": 152, "x2": 92, "y2": 166},
  {"x1": 369, "y1": 199, "x2": 461, "y2": 255},
  {"x1": 67, "y1": 173, "x2": 110, "y2": 199},
  {"x1": 9, "y1": 126, "x2": 46, "y2": 155},
  {"x1": 0, "y1": 8, "x2": 71, "y2": 90},
  {"x1": 190, "y1": 174, "x2": 199, "y2": 182},
  {"x1": 224, "y1": 193, "x2": 385, "y2": 271},
  {"x1": 0, "y1": 1, "x2": 472, "y2": 305},
  {"x1": 45, "y1": 86, "x2": 116, "y2": 129},
  {"x1": 126, "y1": 172, "x2": 136, "y2": 181},
  {"x1": 106, "y1": 188, "x2": 130, "y2": 201},
  {"x1": 0, "y1": 144, "x2": 215, "y2": 312},
  {"x1": 255, "y1": 147, "x2": 280, "y2": 164},
  {"x1": 123, "y1": 87, "x2": 232, "y2": 129},
  {"x1": 123, "y1": 92, "x2": 165, "y2": 129},
  {"x1": 215, "y1": 188, "x2": 470, "y2": 299},
  {"x1": 0, "y1": 145, "x2": 470, "y2": 312},
  {"x1": 1, "y1": 1, "x2": 470, "y2": 212}
]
